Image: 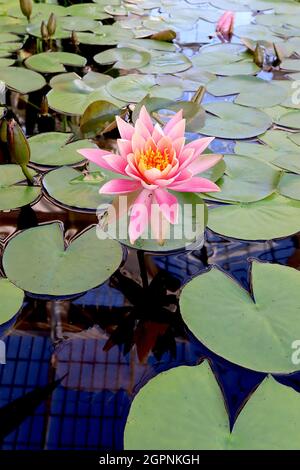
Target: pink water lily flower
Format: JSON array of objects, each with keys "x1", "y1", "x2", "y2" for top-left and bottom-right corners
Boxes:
[
  {"x1": 78, "y1": 106, "x2": 222, "y2": 244},
  {"x1": 216, "y1": 11, "x2": 235, "y2": 40}
]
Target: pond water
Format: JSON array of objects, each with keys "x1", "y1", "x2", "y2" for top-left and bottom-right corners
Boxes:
[{"x1": 1, "y1": 0, "x2": 300, "y2": 451}]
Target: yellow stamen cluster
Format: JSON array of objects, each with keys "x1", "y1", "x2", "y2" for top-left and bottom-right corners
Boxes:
[{"x1": 139, "y1": 147, "x2": 170, "y2": 171}]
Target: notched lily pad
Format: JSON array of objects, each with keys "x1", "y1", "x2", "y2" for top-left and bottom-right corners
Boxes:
[
  {"x1": 0, "y1": 67, "x2": 46, "y2": 94},
  {"x1": 181, "y1": 261, "x2": 300, "y2": 373},
  {"x1": 0, "y1": 165, "x2": 40, "y2": 211},
  {"x1": 25, "y1": 52, "x2": 87, "y2": 74},
  {"x1": 3, "y1": 222, "x2": 123, "y2": 296}
]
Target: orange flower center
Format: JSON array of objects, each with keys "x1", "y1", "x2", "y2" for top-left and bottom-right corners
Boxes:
[{"x1": 139, "y1": 147, "x2": 170, "y2": 172}]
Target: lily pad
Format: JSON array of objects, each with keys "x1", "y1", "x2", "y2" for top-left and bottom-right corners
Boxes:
[
  {"x1": 207, "y1": 193, "x2": 300, "y2": 240},
  {"x1": 58, "y1": 16, "x2": 100, "y2": 32},
  {"x1": 207, "y1": 154, "x2": 281, "y2": 203},
  {"x1": 47, "y1": 71, "x2": 122, "y2": 115},
  {"x1": 206, "y1": 75, "x2": 288, "y2": 108},
  {"x1": 26, "y1": 23, "x2": 71, "y2": 40},
  {"x1": 181, "y1": 261, "x2": 300, "y2": 373},
  {"x1": 138, "y1": 52, "x2": 192, "y2": 74},
  {"x1": 192, "y1": 45, "x2": 259, "y2": 76},
  {"x1": 42, "y1": 166, "x2": 116, "y2": 211},
  {"x1": 77, "y1": 26, "x2": 134, "y2": 45},
  {"x1": 106, "y1": 74, "x2": 183, "y2": 103},
  {"x1": 28, "y1": 133, "x2": 97, "y2": 167},
  {"x1": 0, "y1": 58, "x2": 14, "y2": 67},
  {"x1": 0, "y1": 165, "x2": 40, "y2": 211},
  {"x1": 0, "y1": 278, "x2": 24, "y2": 327},
  {"x1": 94, "y1": 47, "x2": 151, "y2": 70},
  {"x1": 125, "y1": 360, "x2": 300, "y2": 449},
  {"x1": 80, "y1": 100, "x2": 122, "y2": 137},
  {"x1": 234, "y1": 142, "x2": 283, "y2": 164},
  {"x1": 25, "y1": 52, "x2": 87, "y2": 74},
  {"x1": 272, "y1": 152, "x2": 300, "y2": 174},
  {"x1": 0, "y1": 67, "x2": 45, "y2": 94},
  {"x1": 278, "y1": 173, "x2": 300, "y2": 200},
  {"x1": 200, "y1": 102, "x2": 272, "y2": 139},
  {"x1": 66, "y1": 3, "x2": 112, "y2": 20},
  {"x1": 3, "y1": 223, "x2": 123, "y2": 296},
  {"x1": 118, "y1": 38, "x2": 177, "y2": 52},
  {"x1": 8, "y1": 3, "x2": 67, "y2": 19}
]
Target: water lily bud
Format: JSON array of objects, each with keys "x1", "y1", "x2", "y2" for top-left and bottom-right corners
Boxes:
[
  {"x1": 47, "y1": 13, "x2": 56, "y2": 37},
  {"x1": 40, "y1": 96, "x2": 49, "y2": 116},
  {"x1": 0, "y1": 119, "x2": 7, "y2": 143},
  {"x1": 19, "y1": 0, "x2": 32, "y2": 22},
  {"x1": 7, "y1": 119, "x2": 33, "y2": 184},
  {"x1": 7, "y1": 119, "x2": 30, "y2": 165},
  {"x1": 40, "y1": 21, "x2": 49, "y2": 40},
  {"x1": 150, "y1": 29, "x2": 176, "y2": 42}
]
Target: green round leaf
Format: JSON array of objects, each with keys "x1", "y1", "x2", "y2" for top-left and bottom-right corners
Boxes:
[
  {"x1": 0, "y1": 165, "x2": 40, "y2": 211},
  {"x1": 3, "y1": 223, "x2": 123, "y2": 296},
  {"x1": 94, "y1": 47, "x2": 151, "y2": 70},
  {"x1": 125, "y1": 360, "x2": 300, "y2": 449},
  {"x1": 47, "y1": 71, "x2": 122, "y2": 115},
  {"x1": 138, "y1": 52, "x2": 192, "y2": 74},
  {"x1": 278, "y1": 173, "x2": 300, "y2": 200},
  {"x1": 28, "y1": 132, "x2": 96, "y2": 167},
  {"x1": 25, "y1": 52, "x2": 87, "y2": 74},
  {"x1": 106, "y1": 74, "x2": 183, "y2": 103},
  {"x1": 0, "y1": 58, "x2": 15, "y2": 67},
  {"x1": 80, "y1": 100, "x2": 121, "y2": 137},
  {"x1": 0, "y1": 67, "x2": 45, "y2": 94},
  {"x1": 207, "y1": 154, "x2": 281, "y2": 203},
  {"x1": 77, "y1": 26, "x2": 134, "y2": 45},
  {"x1": 200, "y1": 102, "x2": 272, "y2": 139},
  {"x1": 42, "y1": 166, "x2": 115, "y2": 211},
  {"x1": 206, "y1": 75, "x2": 288, "y2": 108},
  {"x1": 207, "y1": 194, "x2": 300, "y2": 240},
  {"x1": 66, "y1": 3, "x2": 112, "y2": 20},
  {"x1": 26, "y1": 23, "x2": 71, "y2": 40},
  {"x1": 0, "y1": 278, "x2": 24, "y2": 326},
  {"x1": 181, "y1": 261, "x2": 300, "y2": 373}
]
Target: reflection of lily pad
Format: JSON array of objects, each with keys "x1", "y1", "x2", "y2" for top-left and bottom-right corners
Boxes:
[
  {"x1": 206, "y1": 75, "x2": 288, "y2": 108},
  {"x1": 47, "y1": 71, "x2": 122, "y2": 115},
  {"x1": 28, "y1": 133, "x2": 97, "y2": 167},
  {"x1": 94, "y1": 47, "x2": 151, "y2": 69},
  {"x1": 0, "y1": 278, "x2": 24, "y2": 327},
  {"x1": 0, "y1": 165, "x2": 40, "y2": 211},
  {"x1": 25, "y1": 52, "x2": 87, "y2": 74},
  {"x1": 0, "y1": 67, "x2": 45, "y2": 94},
  {"x1": 181, "y1": 262, "x2": 300, "y2": 373},
  {"x1": 106, "y1": 74, "x2": 183, "y2": 103},
  {"x1": 207, "y1": 194, "x2": 300, "y2": 240},
  {"x1": 125, "y1": 361, "x2": 300, "y2": 449},
  {"x1": 3, "y1": 223, "x2": 123, "y2": 296},
  {"x1": 200, "y1": 102, "x2": 272, "y2": 139},
  {"x1": 42, "y1": 166, "x2": 116, "y2": 211},
  {"x1": 207, "y1": 154, "x2": 281, "y2": 203}
]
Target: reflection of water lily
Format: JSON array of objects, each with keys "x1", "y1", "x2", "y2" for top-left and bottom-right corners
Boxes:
[
  {"x1": 78, "y1": 107, "x2": 222, "y2": 243},
  {"x1": 216, "y1": 11, "x2": 235, "y2": 41}
]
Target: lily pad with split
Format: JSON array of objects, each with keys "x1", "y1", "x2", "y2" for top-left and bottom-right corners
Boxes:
[
  {"x1": 25, "y1": 52, "x2": 87, "y2": 74},
  {"x1": 181, "y1": 261, "x2": 300, "y2": 373},
  {"x1": 28, "y1": 132, "x2": 97, "y2": 167},
  {"x1": 125, "y1": 360, "x2": 300, "y2": 449},
  {"x1": 3, "y1": 223, "x2": 123, "y2": 296},
  {"x1": 0, "y1": 165, "x2": 40, "y2": 211},
  {"x1": 0, "y1": 67, "x2": 45, "y2": 94}
]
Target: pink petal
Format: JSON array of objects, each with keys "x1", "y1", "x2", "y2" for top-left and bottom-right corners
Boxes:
[
  {"x1": 102, "y1": 154, "x2": 127, "y2": 175},
  {"x1": 117, "y1": 139, "x2": 132, "y2": 158},
  {"x1": 173, "y1": 137, "x2": 185, "y2": 158},
  {"x1": 154, "y1": 188, "x2": 179, "y2": 224},
  {"x1": 143, "y1": 168, "x2": 162, "y2": 183},
  {"x1": 116, "y1": 116, "x2": 135, "y2": 140},
  {"x1": 135, "y1": 118, "x2": 152, "y2": 141},
  {"x1": 99, "y1": 179, "x2": 141, "y2": 194},
  {"x1": 139, "y1": 106, "x2": 154, "y2": 133},
  {"x1": 187, "y1": 154, "x2": 223, "y2": 176},
  {"x1": 163, "y1": 110, "x2": 183, "y2": 135},
  {"x1": 166, "y1": 119, "x2": 186, "y2": 141},
  {"x1": 132, "y1": 132, "x2": 146, "y2": 153},
  {"x1": 77, "y1": 148, "x2": 115, "y2": 172},
  {"x1": 169, "y1": 176, "x2": 220, "y2": 192},
  {"x1": 184, "y1": 137, "x2": 215, "y2": 159},
  {"x1": 129, "y1": 189, "x2": 153, "y2": 244},
  {"x1": 156, "y1": 136, "x2": 173, "y2": 155},
  {"x1": 178, "y1": 147, "x2": 195, "y2": 169},
  {"x1": 152, "y1": 123, "x2": 164, "y2": 143},
  {"x1": 150, "y1": 196, "x2": 170, "y2": 245}
]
